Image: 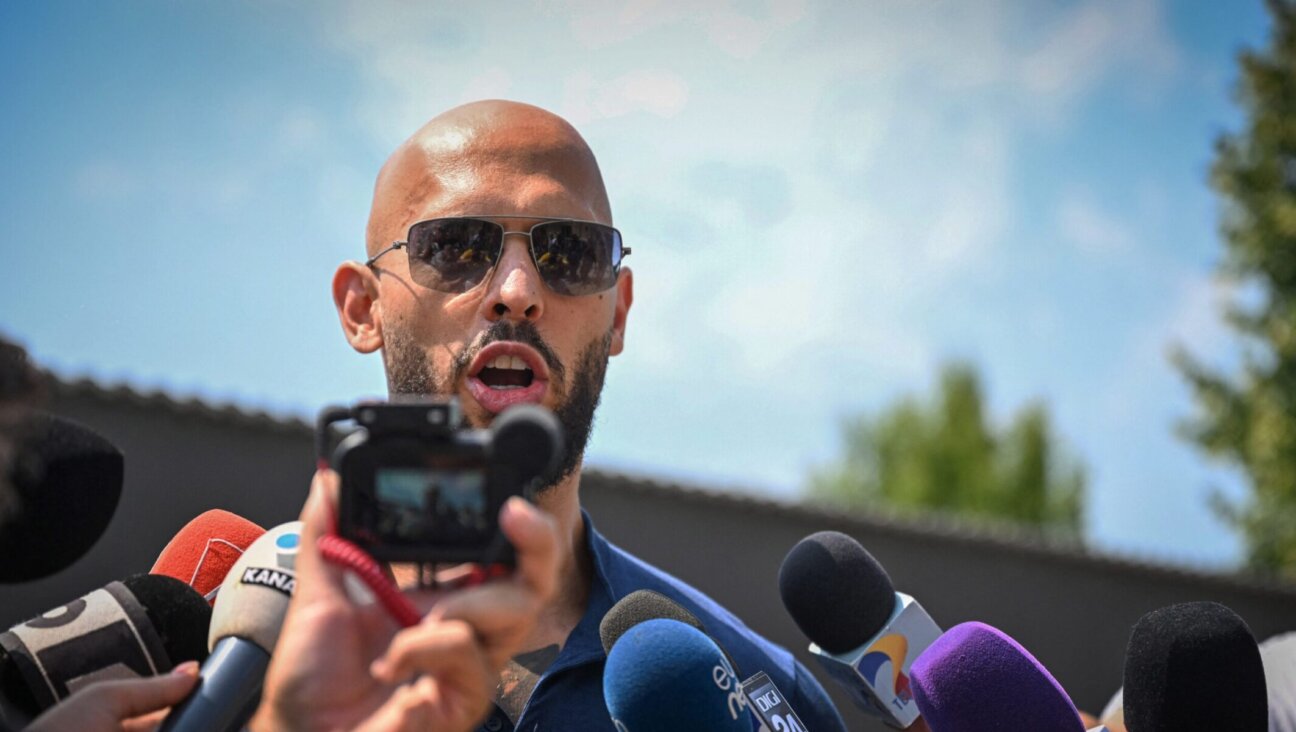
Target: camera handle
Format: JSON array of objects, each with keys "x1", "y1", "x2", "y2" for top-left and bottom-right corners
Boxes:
[
  {"x1": 318, "y1": 534, "x2": 422, "y2": 627},
  {"x1": 317, "y1": 534, "x2": 514, "y2": 628}
]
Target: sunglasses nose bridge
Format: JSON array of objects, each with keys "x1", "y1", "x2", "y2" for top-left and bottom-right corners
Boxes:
[
  {"x1": 498, "y1": 230, "x2": 539, "y2": 268},
  {"x1": 484, "y1": 233, "x2": 545, "y2": 301}
]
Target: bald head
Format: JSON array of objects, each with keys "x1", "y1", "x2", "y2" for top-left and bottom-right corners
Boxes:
[{"x1": 367, "y1": 100, "x2": 612, "y2": 256}]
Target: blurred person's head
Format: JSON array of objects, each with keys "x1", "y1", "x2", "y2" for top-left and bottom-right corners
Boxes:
[
  {"x1": 1100, "y1": 687, "x2": 1125, "y2": 732},
  {"x1": 1263, "y1": 631, "x2": 1296, "y2": 731},
  {"x1": 333, "y1": 100, "x2": 632, "y2": 494},
  {"x1": 0, "y1": 335, "x2": 45, "y2": 519}
]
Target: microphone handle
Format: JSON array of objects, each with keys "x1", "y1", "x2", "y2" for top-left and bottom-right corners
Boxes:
[{"x1": 159, "y1": 637, "x2": 269, "y2": 732}]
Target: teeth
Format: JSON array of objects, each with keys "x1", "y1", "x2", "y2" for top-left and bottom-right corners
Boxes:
[{"x1": 487, "y1": 355, "x2": 530, "y2": 371}]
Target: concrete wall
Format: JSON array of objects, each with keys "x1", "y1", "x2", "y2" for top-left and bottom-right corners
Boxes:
[
  {"x1": 4, "y1": 382, "x2": 1293, "y2": 730},
  {"x1": 1, "y1": 384, "x2": 316, "y2": 623}
]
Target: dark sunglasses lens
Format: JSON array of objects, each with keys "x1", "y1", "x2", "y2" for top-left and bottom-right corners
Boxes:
[
  {"x1": 406, "y1": 219, "x2": 502, "y2": 292},
  {"x1": 530, "y1": 221, "x2": 622, "y2": 296}
]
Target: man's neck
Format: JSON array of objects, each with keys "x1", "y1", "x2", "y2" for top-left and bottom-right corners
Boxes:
[{"x1": 532, "y1": 469, "x2": 593, "y2": 623}]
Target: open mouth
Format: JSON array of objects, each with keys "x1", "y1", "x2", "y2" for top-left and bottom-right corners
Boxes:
[
  {"x1": 477, "y1": 354, "x2": 535, "y2": 390},
  {"x1": 466, "y1": 342, "x2": 550, "y2": 414}
]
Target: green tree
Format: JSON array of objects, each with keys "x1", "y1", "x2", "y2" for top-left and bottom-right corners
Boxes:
[
  {"x1": 1172, "y1": 0, "x2": 1296, "y2": 578},
  {"x1": 809, "y1": 363, "x2": 1085, "y2": 538}
]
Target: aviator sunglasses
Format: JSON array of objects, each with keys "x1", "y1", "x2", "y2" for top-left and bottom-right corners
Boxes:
[{"x1": 366, "y1": 216, "x2": 630, "y2": 296}]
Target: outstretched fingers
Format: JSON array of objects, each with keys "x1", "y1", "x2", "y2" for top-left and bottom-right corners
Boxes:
[{"x1": 420, "y1": 497, "x2": 562, "y2": 667}]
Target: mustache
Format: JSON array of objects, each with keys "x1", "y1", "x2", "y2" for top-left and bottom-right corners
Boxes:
[{"x1": 457, "y1": 321, "x2": 565, "y2": 383}]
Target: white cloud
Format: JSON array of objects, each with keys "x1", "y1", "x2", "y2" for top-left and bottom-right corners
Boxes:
[
  {"x1": 1020, "y1": 0, "x2": 1179, "y2": 105},
  {"x1": 318, "y1": 0, "x2": 1184, "y2": 149},
  {"x1": 705, "y1": 0, "x2": 809, "y2": 59},
  {"x1": 458, "y1": 69, "x2": 515, "y2": 105},
  {"x1": 1021, "y1": 3, "x2": 1120, "y2": 96},
  {"x1": 795, "y1": 0, "x2": 1181, "y2": 126},
  {"x1": 556, "y1": 0, "x2": 689, "y2": 48},
  {"x1": 1058, "y1": 190, "x2": 1137, "y2": 258},
  {"x1": 72, "y1": 160, "x2": 142, "y2": 202},
  {"x1": 918, "y1": 124, "x2": 1012, "y2": 270},
  {"x1": 562, "y1": 70, "x2": 690, "y2": 125},
  {"x1": 1095, "y1": 270, "x2": 1234, "y2": 430},
  {"x1": 550, "y1": 0, "x2": 808, "y2": 57},
  {"x1": 276, "y1": 107, "x2": 328, "y2": 153},
  {"x1": 71, "y1": 158, "x2": 256, "y2": 211},
  {"x1": 1164, "y1": 273, "x2": 1235, "y2": 357}
]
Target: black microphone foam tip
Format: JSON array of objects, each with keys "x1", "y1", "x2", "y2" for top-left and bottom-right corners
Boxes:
[
  {"x1": 1123, "y1": 600, "x2": 1267, "y2": 732},
  {"x1": 491, "y1": 405, "x2": 563, "y2": 487},
  {"x1": 599, "y1": 589, "x2": 704, "y2": 655},
  {"x1": 0, "y1": 413, "x2": 124, "y2": 583},
  {"x1": 123, "y1": 573, "x2": 213, "y2": 666},
  {"x1": 778, "y1": 530, "x2": 895, "y2": 654}
]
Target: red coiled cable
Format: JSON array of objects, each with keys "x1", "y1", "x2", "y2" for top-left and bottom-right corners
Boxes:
[{"x1": 317, "y1": 534, "x2": 423, "y2": 628}]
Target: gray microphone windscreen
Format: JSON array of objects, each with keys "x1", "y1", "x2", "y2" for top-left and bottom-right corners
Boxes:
[
  {"x1": 599, "y1": 589, "x2": 704, "y2": 655},
  {"x1": 207, "y1": 522, "x2": 302, "y2": 653}
]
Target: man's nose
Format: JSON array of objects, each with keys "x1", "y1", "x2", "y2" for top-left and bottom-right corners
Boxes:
[{"x1": 482, "y1": 236, "x2": 544, "y2": 323}]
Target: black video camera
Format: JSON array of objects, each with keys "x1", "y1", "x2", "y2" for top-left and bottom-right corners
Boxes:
[{"x1": 316, "y1": 398, "x2": 562, "y2": 566}]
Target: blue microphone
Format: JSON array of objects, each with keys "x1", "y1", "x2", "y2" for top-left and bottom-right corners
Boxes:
[
  {"x1": 603, "y1": 618, "x2": 751, "y2": 732},
  {"x1": 599, "y1": 590, "x2": 806, "y2": 732}
]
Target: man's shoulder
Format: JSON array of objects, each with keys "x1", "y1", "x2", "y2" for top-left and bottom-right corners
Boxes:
[
  {"x1": 605, "y1": 543, "x2": 795, "y2": 675},
  {"x1": 593, "y1": 534, "x2": 847, "y2": 731}
]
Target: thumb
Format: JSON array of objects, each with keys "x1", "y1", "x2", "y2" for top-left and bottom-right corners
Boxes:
[
  {"x1": 101, "y1": 662, "x2": 200, "y2": 719},
  {"x1": 298, "y1": 468, "x2": 339, "y2": 541},
  {"x1": 291, "y1": 469, "x2": 351, "y2": 604}
]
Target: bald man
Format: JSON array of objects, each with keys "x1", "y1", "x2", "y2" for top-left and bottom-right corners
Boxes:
[{"x1": 257, "y1": 101, "x2": 847, "y2": 731}]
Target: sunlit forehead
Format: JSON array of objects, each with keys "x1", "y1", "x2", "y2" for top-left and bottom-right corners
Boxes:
[{"x1": 416, "y1": 180, "x2": 609, "y2": 229}]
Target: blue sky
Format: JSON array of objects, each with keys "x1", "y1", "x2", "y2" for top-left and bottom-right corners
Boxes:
[{"x1": 0, "y1": 1, "x2": 1274, "y2": 569}]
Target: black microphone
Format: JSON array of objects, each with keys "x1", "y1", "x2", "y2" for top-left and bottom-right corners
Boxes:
[
  {"x1": 0, "y1": 574, "x2": 210, "y2": 723},
  {"x1": 490, "y1": 403, "x2": 563, "y2": 492},
  {"x1": 158, "y1": 521, "x2": 301, "y2": 732},
  {"x1": 778, "y1": 531, "x2": 942, "y2": 728},
  {"x1": 599, "y1": 589, "x2": 808, "y2": 732},
  {"x1": 0, "y1": 412, "x2": 123, "y2": 583},
  {"x1": 1122, "y1": 601, "x2": 1268, "y2": 732}
]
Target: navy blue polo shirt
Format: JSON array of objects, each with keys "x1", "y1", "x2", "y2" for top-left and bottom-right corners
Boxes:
[{"x1": 475, "y1": 512, "x2": 847, "y2": 732}]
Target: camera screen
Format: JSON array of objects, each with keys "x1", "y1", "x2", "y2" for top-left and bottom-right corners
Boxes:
[{"x1": 372, "y1": 466, "x2": 489, "y2": 544}]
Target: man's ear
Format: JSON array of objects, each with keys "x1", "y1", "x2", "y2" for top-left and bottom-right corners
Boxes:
[
  {"x1": 609, "y1": 267, "x2": 633, "y2": 357},
  {"x1": 333, "y1": 262, "x2": 383, "y2": 354}
]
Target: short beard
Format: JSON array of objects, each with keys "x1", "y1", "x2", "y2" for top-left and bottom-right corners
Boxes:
[
  {"x1": 382, "y1": 322, "x2": 612, "y2": 494},
  {"x1": 548, "y1": 330, "x2": 611, "y2": 488},
  {"x1": 383, "y1": 326, "x2": 449, "y2": 396}
]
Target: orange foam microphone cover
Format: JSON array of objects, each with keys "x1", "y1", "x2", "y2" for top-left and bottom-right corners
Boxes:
[{"x1": 151, "y1": 509, "x2": 266, "y2": 604}]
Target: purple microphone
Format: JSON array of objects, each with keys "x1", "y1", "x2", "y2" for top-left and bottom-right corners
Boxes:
[{"x1": 909, "y1": 621, "x2": 1085, "y2": 732}]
